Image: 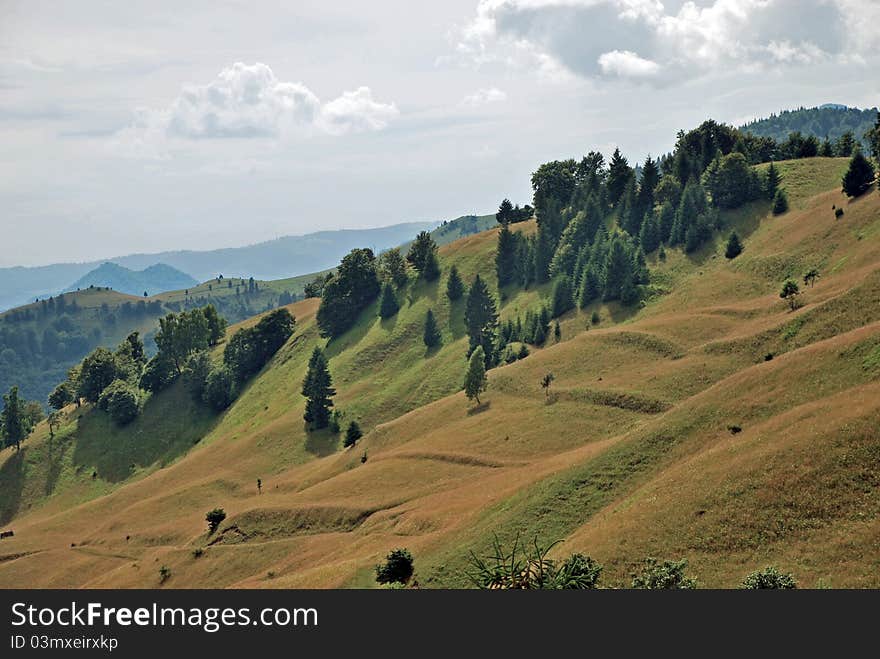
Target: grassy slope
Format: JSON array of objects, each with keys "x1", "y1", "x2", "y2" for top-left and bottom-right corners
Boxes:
[{"x1": 1, "y1": 158, "x2": 878, "y2": 588}]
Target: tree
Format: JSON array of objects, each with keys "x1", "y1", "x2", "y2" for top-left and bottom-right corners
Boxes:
[
  {"x1": 725, "y1": 232, "x2": 743, "y2": 259},
  {"x1": 317, "y1": 248, "x2": 381, "y2": 338},
  {"x1": 155, "y1": 309, "x2": 210, "y2": 376},
  {"x1": 631, "y1": 558, "x2": 697, "y2": 589},
  {"x1": 406, "y1": 231, "x2": 441, "y2": 281},
  {"x1": 602, "y1": 238, "x2": 634, "y2": 301},
  {"x1": 203, "y1": 366, "x2": 235, "y2": 411},
  {"x1": 463, "y1": 346, "x2": 488, "y2": 406},
  {"x1": 764, "y1": 161, "x2": 782, "y2": 199},
  {"x1": 464, "y1": 276, "x2": 498, "y2": 365},
  {"x1": 206, "y1": 508, "x2": 226, "y2": 534},
  {"x1": 48, "y1": 381, "x2": 74, "y2": 411},
  {"x1": 378, "y1": 283, "x2": 399, "y2": 319},
  {"x1": 78, "y1": 347, "x2": 119, "y2": 402},
  {"x1": 835, "y1": 131, "x2": 856, "y2": 157},
  {"x1": 97, "y1": 380, "x2": 139, "y2": 426},
  {"x1": 446, "y1": 265, "x2": 464, "y2": 301},
  {"x1": 375, "y1": 548, "x2": 414, "y2": 585},
  {"x1": 343, "y1": 421, "x2": 363, "y2": 448},
  {"x1": 423, "y1": 309, "x2": 441, "y2": 348},
  {"x1": 842, "y1": 151, "x2": 876, "y2": 197},
  {"x1": 378, "y1": 248, "x2": 408, "y2": 288},
  {"x1": 636, "y1": 155, "x2": 660, "y2": 219},
  {"x1": 541, "y1": 372, "x2": 555, "y2": 397},
  {"x1": 803, "y1": 268, "x2": 820, "y2": 288},
  {"x1": 551, "y1": 276, "x2": 574, "y2": 318},
  {"x1": 302, "y1": 347, "x2": 335, "y2": 430},
  {"x1": 702, "y1": 152, "x2": 760, "y2": 209},
  {"x1": 780, "y1": 280, "x2": 801, "y2": 311},
  {"x1": 496, "y1": 198, "x2": 514, "y2": 225},
  {"x1": 606, "y1": 148, "x2": 633, "y2": 206},
  {"x1": 47, "y1": 410, "x2": 64, "y2": 439},
  {"x1": 202, "y1": 305, "x2": 227, "y2": 346},
  {"x1": 865, "y1": 113, "x2": 880, "y2": 161},
  {"x1": 772, "y1": 189, "x2": 789, "y2": 215},
  {"x1": 495, "y1": 222, "x2": 519, "y2": 287},
  {"x1": 741, "y1": 567, "x2": 797, "y2": 589},
  {"x1": 553, "y1": 321, "x2": 561, "y2": 343},
  {"x1": 184, "y1": 351, "x2": 212, "y2": 403},
  {"x1": 1, "y1": 386, "x2": 25, "y2": 450},
  {"x1": 638, "y1": 213, "x2": 661, "y2": 254}
]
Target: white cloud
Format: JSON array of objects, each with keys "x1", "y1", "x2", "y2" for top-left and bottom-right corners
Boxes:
[
  {"x1": 597, "y1": 50, "x2": 659, "y2": 78},
  {"x1": 452, "y1": 0, "x2": 873, "y2": 84},
  {"x1": 112, "y1": 62, "x2": 399, "y2": 155},
  {"x1": 460, "y1": 87, "x2": 508, "y2": 107}
]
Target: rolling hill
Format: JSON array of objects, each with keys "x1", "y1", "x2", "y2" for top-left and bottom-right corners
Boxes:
[
  {"x1": 68, "y1": 263, "x2": 198, "y2": 297},
  {"x1": 742, "y1": 105, "x2": 878, "y2": 149},
  {"x1": 1, "y1": 157, "x2": 877, "y2": 589}
]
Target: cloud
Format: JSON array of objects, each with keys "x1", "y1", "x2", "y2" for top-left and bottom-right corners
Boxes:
[
  {"x1": 112, "y1": 62, "x2": 398, "y2": 155},
  {"x1": 460, "y1": 87, "x2": 508, "y2": 107},
  {"x1": 452, "y1": 0, "x2": 873, "y2": 84}
]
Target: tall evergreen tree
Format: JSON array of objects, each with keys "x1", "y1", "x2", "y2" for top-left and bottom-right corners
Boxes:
[
  {"x1": 551, "y1": 276, "x2": 575, "y2": 318},
  {"x1": 638, "y1": 212, "x2": 660, "y2": 253},
  {"x1": 1, "y1": 386, "x2": 25, "y2": 450},
  {"x1": 302, "y1": 347, "x2": 335, "y2": 430},
  {"x1": 463, "y1": 346, "x2": 487, "y2": 406},
  {"x1": 603, "y1": 238, "x2": 634, "y2": 301},
  {"x1": 607, "y1": 148, "x2": 633, "y2": 206},
  {"x1": 495, "y1": 222, "x2": 519, "y2": 287},
  {"x1": 406, "y1": 231, "x2": 441, "y2": 281},
  {"x1": 619, "y1": 175, "x2": 641, "y2": 236},
  {"x1": 496, "y1": 198, "x2": 515, "y2": 225},
  {"x1": 865, "y1": 113, "x2": 880, "y2": 161},
  {"x1": 446, "y1": 265, "x2": 465, "y2": 301},
  {"x1": 423, "y1": 309, "x2": 441, "y2": 348},
  {"x1": 842, "y1": 151, "x2": 876, "y2": 197},
  {"x1": 378, "y1": 283, "x2": 399, "y2": 319},
  {"x1": 464, "y1": 275, "x2": 498, "y2": 366},
  {"x1": 725, "y1": 232, "x2": 743, "y2": 259},
  {"x1": 764, "y1": 162, "x2": 782, "y2": 200},
  {"x1": 577, "y1": 268, "x2": 601, "y2": 309},
  {"x1": 636, "y1": 155, "x2": 660, "y2": 219}
]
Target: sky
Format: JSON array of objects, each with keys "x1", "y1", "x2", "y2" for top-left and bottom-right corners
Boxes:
[{"x1": 1, "y1": 0, "x2": 878, "y2": 267}]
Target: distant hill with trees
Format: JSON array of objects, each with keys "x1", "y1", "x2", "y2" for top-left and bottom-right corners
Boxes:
[
  {"x1": 68, "y1": 263, "x2": 197, "y2": 297},
  {"x1": 741, "y1": 105, "x2": 878, "y2": 151}
]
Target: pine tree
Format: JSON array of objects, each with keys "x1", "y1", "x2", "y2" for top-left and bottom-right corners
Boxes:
[
  {"x1": 602, "y1": 238, "x2": 633, "y2": 301},
  {"x1": 464, "y1": 275, "x2": 498, "y2": 365},
  {"x1": 379, "y1": 283, "x2": 399, "y2": 319},
  {"x1": 637, "y1": 155, "x2": 660, "y2": 220},
  {"x1": 407, "y1": 231, "x2": 441, "y2": 281},
  {"x1": 764, "y1": 162, "x2": 781, "y2": 200},
  {"x1": 301, "y1": 347, "x2": 335, "y2": 430},
  {"x1": 463, "y1": 346, "x2": 487, "y2": 406},
  {"x1": 1, "y1": 386, "x2": 25, "y2": 450},
  {"x1": 577, "y1": 268, "x2": 601, "y2": 309},
  {"x1": 772, "y1": 189, "x2": 789, "y2": 215},
  {"x1": 866, "y1": 113, "x2": 880, "y2": 161},
  {"x1": 496, "y1": 198, "x2": 514, "y2": 225},
  {"x1": 446, "y1": 265, "x2": 465, "y2": 301},
  {"x1": 638, "y1": 213, "x2": 660, "y2": 253},
  {"x1": 842, "y1": 152, "x2": 876, "y2": 197},
  {"x1": 819, "y1": 137, "x2": 834, "y2": 158},
  {"x1": 343, "y1": 421, "x2": 363, "y2": 448},
  {"x1": 551, "y1": 276, "x2": 574, "y2": 318},
  {"x1": 725, "y1": 232, "x2": 743, "y2": 259},
  {"x1": 495, "y1": 222, "x2": 519, "y2": 287},
  {"x1": 607, "y1": 148, "x2": 633, "y2": 206},
  {"x1": 423, "y1": 309, "x2": 441, "y2": 348}
]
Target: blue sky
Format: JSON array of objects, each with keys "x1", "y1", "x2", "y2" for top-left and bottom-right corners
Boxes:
[{"x1": 1, "y1": 0, "x2": 878, "y2": 266}]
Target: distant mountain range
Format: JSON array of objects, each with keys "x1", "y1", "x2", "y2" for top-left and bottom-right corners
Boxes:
[
  {"x1": 0, "y1": 221, "x2": 441, "y2": 311},
  {"x1": 741, "y1": 104, "x2": 878, "y2": 148},
  {"x1": 67, "y1": 263, "x2": 198, "y2": 297}
]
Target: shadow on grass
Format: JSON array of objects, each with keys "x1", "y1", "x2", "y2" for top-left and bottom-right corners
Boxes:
[
  {"x1": 304, "y1": 427, "x2": 340, "y2": 457},
  {"x1": 466, "y1": 400, "x2": 492, "y2": 416},
  {"x1": 0, "y1": 449, "x2": 24, "y2": 526},
  {"x1": 72, "y1": 382, "x2": 220, "y2": 483}
]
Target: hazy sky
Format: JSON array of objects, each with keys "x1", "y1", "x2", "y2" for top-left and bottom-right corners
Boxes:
[{"x1": 2, "y1": 0, "x2": 878, "y2": 267}]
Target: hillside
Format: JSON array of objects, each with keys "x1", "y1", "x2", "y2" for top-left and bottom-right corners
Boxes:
[
  {"x1": 0, "y1": 222, "x2": 439, "y2": 312},
  {"x1": 68, "y1": 263, "x2": 198, "y2": 297},
  {"x1": 1, "y1": 157, "x2": 877, "y2": 589},
  {"x1": 742, "y1": 105, "x2": 878, "y2": 149}
]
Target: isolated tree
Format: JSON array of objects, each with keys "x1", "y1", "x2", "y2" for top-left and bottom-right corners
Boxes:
[
  {"x1": 1, "y1": 386, "x2": 25, "y2": 450},
  {"x1": 764, "y1": 161, "x2": 781, "y2": 199},
  {"x1": 741, "y1": 567, "x2": 797, "y2": 589},
  {"x1": 423, "y1": 309, "x2": 441, "y2": 348},
  {"x1": 446, "y1": 265, "x2": 465, "y2": 301},
  {"x1": 205, "y1": 508, "x2": 226, "y2": 534},
  {"x1": 496, "y1": 198, "x2": 515, "y2": 225},
  {"x1": 378, "y1": 283, "x2": 399, "y2": 319},
  {"x1": 378, "y1": 248, "x2": 408, "y2": 288},
  {"x1": 842, "y1": 151, "x2": 876, "y2": 197},
  {"x1": 407, "y1": 231, "x2": 441, "y2": 281},
  {"x1": 343, "y1": 421, "x2": 363, "y2": 448},
  {"x1": 725, "y1": 232, "x2": 743, "y2": 259},
  {"x1": 375, "y1": 548, "x2": 414, "y2": 585},
  {"x1": 302, "y1": 347, "x2": 335, "y2": 430},
  {"x1": 780, "y1": 280, "x2": 801, "y2": 311},
  {"x1": 495, "y1": 222, "x2": 519, "y2": 287},
  {"x1": 464, "y1": 275, "x2": 498, "y2": 365},
  {"x1": 541, "y1": 372, "x2": 555, "y2": 397},
  {"x1": 463, "y1": 346, "x2": 488, "y2": 406},
  {"x1": 803, "y1": 268, "x2": 820, "y2": 288},
  {"x1": 772, "y1": 189, "x2": 789, "y2": 215},
  {"x1": 551, "y1": 276, "x2": 574, "y2": 318}
]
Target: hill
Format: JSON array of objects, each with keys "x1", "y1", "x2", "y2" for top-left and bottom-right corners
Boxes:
[
  {"x1": 0, "y1": 222, "x2": 440, "y2": 312},
  {"x1": 68, "y1": 263, "x2": 198, "y2": 298},
  {"x1": 742, "y1": 105, "x2": 878, "y2": 149},
  {"x1": 1, "y1": 156, "x2": 878, "y2": 588}
]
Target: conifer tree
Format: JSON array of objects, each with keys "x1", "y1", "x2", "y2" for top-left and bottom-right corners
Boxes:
[
  {"x1": 607, "y1": 148, "x2": 633, "y2": 206},
  {"x1": 577, "y1": 268, "x2": 601, "y2": 309},
  {"x1": 602, "y1": 238, "x2": 633, "y2": 301},
  {"x1": 725, "y1": 232, "x2": 743, "y2": 259},
  {"x1": 495, "y1": 222, "x2": 519, "y2": 287},
  {"x1": 446, "y1": 265, "x2": 465, "y2": 301},
  {"x1": 551, "y1": 276, "x2": 575, "y2": 318},
  {"x1": 423, "y1": 309, "x2": 441, "y2": 348},
  {"x1": 1, "y1": 386, "x2": 25, "y2": 450},
  {"x1": 772, "y1": 189, "x2": 789, "y2": 215},
  {"x1": 638, "y1": 213, "x2": 660, "y2": 253},
  {"x1": 464, "y1": 275, "x2": 498, "y2": 365},
  {"x1": 764, "y1": 162, "x2": 781, "y2": 200},
  {"x1": 842, "y1": 151, "x2": 876, "y2": 197},
  {"x1": 302, "y1": 347, "x2": 335, "y2": 430},
  {"x1": 463, "y1": 346, "x2": 487, "y2": 406},
  {"x1": 378, "y1": 283, "x2": 399, "y2": 319},
  {"x1": 407, "y1": 231, "x2": 441, "y2": 281},
  {"x1": 343, "y1": 421, "x2": 363, "y2": 448}
]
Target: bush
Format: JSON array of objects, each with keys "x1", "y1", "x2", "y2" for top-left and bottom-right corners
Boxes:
[
  {"x1": 343, "y1": 421, "x2": 363, "y2": 448},
  {"x1": 772, "y1": 189, "x2": 789, "y2": 215},
  {"x1": 725, "y1": 232, "x2": 743, "y2": 259},
  {"x1": 203, "y1": 366, "x2": 235, "y2": 411},
  {"x1": 159, "y1": 566, "x2": 171, "y2": 583},
  {"x1": 468, "y1": 536, "x2": 602, "y2": 589},
  {"x1": 631, "y1": 558, "x2": 697, "y2": 589},
  {"x1": 375, "y1": 548, "x2": 414, "y2": 585},
  {"x1": 742, "y1": 566, "x2": 797, "y2": 589},
  {"x1": 206, "y1": 508, "x2": 226, "y2": 534},
  {"x1": 834, "y1": 207, "x2": 844, "y2": 219},
  {"x1": 517, "y1": 344, "x2": 530, "y2": 359},
  {"x1": 97, "y1": 379, "x2": 139, "y2": 426}
]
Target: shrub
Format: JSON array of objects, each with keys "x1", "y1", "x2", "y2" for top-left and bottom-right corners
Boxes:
[
  {"x1": 772, "y1": 189, "x2": 789, "y2": 215},
  {"x1": 725, "y1": 232, "x2": 743, "y2": 259},
  {"x1": 344, "y1": 421, "x2": 363, "y2": 448},
  {"x1": 375, "y1": 548, "x2": 414, "y2": 585},
  {"x1": 834, "y1": 207, "x2": 844, "y2": 219},
  {"x1": 631, "y1": 558, "x2": 697, "y2": 589},
  {"x1": 468, "y1": 536, "x2": 602, "y2": 589},
  {"x1": 780, "y1": 280, "x2": 801, "y2": 311},
  {"x1": 205, "y1": 508, "x2": 226, "y2": 534},
  {"x1": 97, "y1": 380, "x2": 139, "y2": 426},
  {"x1": 742, "y1": 567, "x2": 797, "y2": 589},
  {"x1": 517, "y1": 344, "x2": 530, "y2": 359},
  {"x1": 159, "y1": 566, "x2": 171, "y2": 583},
  {"x1": 727, "y1": 424, "x2": 742, "y2": 434},
  {"x1": 192, "y1": 548, "x2": 204, "y2": 559}
]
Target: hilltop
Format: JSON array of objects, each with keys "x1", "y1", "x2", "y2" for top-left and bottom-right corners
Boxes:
[
  {"x1": 1, "y1": 154, "x2": 877, "y2": 588},
  {"x1": 742, "y1": 105, "x2": 878, "y2": 150},
  {"x1": 68, "y1": 263, "x2": 197, "y2": 298}
]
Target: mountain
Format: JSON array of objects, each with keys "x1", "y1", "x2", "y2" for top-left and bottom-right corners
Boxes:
[
  {"x1": 68, "y1": 263, "x2": 198, "y2": 297},
  {"x1": 742, "y1": 105, "x2": 878, "y2": 148},
  {"x1": 0, "y1": 221, "x2": 441, "y2": 312},
  {"x1": 3, "y1": 157, "x2": 879, "y2": 588}
]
